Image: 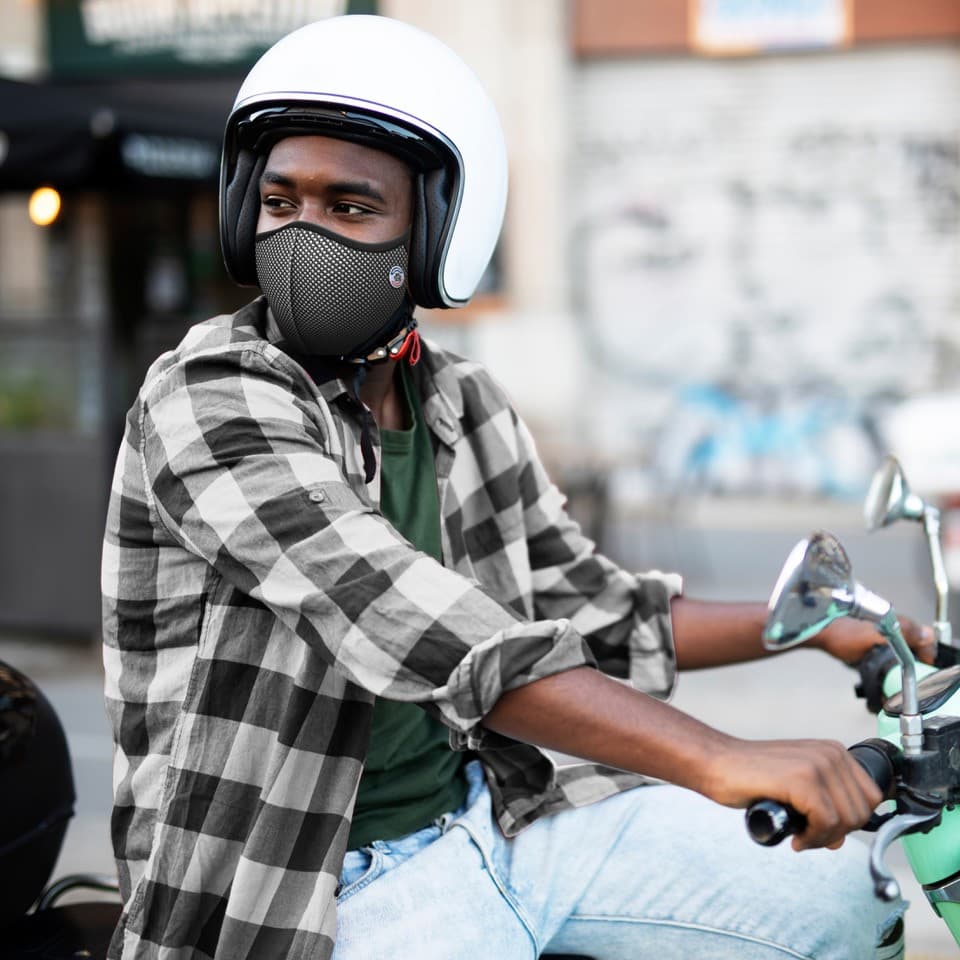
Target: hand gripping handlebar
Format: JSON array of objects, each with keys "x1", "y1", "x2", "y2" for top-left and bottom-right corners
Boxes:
[{"x1": 745, "y1": 739, "x2": 899, "y2": 846}]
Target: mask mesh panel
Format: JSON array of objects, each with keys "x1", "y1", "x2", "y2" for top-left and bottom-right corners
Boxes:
[{"x1": 256, "y1": 224, "x2": 409, "y2": 357}]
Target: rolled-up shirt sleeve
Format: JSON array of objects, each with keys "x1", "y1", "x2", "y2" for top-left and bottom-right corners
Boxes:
[
  {"x1": 513, "y1": 415, "x2": 682, "y2": 699},
  {"x1": 138, "y1": 344, "x2": 596, "y2": 734}
]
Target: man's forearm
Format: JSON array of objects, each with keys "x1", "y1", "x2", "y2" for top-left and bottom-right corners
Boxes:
[
  {"x1": 482, "y1": 665, "x2": 730, "y2": 796},
  {"x1": 671, "y1": 597, "x2": 771, "y2": 669},
  {"x1": 670, "y1": 596, "x2": 936, "y2": 668},
  {"x1": 480, "y1": 598, "x2": 777, "y2": 787}
]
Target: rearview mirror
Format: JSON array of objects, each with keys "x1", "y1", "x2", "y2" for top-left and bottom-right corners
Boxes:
[
  {"x1": 763, "y1": 531, "x2": 858, "y2": 649},
  {"x1": 864, "y1": 453, "x2": 952, "y2": 638},
  {"x1": 764, "y1": 528, "x2": 922, "y2": 752},
  {"x1": 864, "y1": 455, "x2": 925, "y2": 531}
]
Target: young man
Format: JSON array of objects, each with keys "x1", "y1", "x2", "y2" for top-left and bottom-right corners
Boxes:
[{"x1": 102, "y1": 15, "x2": 930, "y2": 960}]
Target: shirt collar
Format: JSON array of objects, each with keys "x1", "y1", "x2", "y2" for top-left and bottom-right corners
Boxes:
[
  {"x1": 410, "y1": 340, "x2": 463, "y2": 448},
  {"x1": 256, "y1": 295, "x2": 464, "y2": 443}
]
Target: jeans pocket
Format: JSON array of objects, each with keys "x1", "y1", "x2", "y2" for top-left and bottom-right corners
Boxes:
[{"x1": 336, "y1": 847, "x2": 385, "y2": 904}]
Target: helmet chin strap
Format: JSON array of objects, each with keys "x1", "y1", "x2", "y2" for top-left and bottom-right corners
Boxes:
[
  {"x1": 347, "y1": 316, "x2": 422, "y2": 485},
  {"x1": 348, "y1": 316, "x2": 421, "y2": 366},
  {"x1": 388, "y1": 324, "x2": 421, "y2": 365}
]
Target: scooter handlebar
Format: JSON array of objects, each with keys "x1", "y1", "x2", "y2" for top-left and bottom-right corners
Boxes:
[
  {"x1": 746, "y1": 799, "x2": 804, "y2": 846},
  {"x1": 745, "y1": 739, "x2": 899, "y2": 846}
]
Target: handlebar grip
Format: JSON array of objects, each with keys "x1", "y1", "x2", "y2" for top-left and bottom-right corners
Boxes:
[
  {"x1": 746, "y1": 800, "x2": 806, "y2": 846},
  {"x1": 854, "y1": 644, "x2": 899, "y2": 714},
  {"x1": 848, "y1": 739, "x2": 897, "y2": 796},
  {"x1": 745, "y1": 739, "x2": 899, "y2": 846}
]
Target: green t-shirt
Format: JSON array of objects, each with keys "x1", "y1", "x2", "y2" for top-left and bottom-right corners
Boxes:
[{"x1": 347, "y1": 365, "x2": 468, "y2": 849}]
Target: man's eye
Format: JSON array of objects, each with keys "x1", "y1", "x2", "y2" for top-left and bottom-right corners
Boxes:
[
  {"x1": 334, "y1": 202, "x2": 370, "y2": 215},
  {"x1": 262, "y1": 195, "x2": 293, "y2": 208}
]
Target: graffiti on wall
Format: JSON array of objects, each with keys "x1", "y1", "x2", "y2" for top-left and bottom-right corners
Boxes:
[{"x1": 574, "y1": 53, "x2": 960, "y2": 496}]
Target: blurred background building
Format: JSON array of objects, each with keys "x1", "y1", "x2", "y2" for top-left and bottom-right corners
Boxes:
[
  {"x1": 6, "y1": 8, "x2": 960, "y2": 952},
  {"x1": 1, "y1": 0, "x2": 959, "y2": 637}
]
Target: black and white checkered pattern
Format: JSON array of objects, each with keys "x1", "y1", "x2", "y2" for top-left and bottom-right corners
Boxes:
[{"x1": 101, "y1": 297, "x2": 681, "y2": 959}]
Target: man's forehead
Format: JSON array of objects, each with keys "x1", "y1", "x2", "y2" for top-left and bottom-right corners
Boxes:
[{"x1": 263, "y1": 134, "x2": 414, "y2": 181}]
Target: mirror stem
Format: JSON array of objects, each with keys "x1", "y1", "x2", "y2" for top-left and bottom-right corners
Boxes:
[
  {"x1": 922, "y1": 506, "x2": 952, "y2": 633},
  {"x1": 877, "y1": 609, "x2": 923, "y2": 755}
]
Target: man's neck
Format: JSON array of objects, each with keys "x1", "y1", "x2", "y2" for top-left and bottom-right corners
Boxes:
[{"x1": 358, "y1": 361, "x2": 406, "y2": 430}]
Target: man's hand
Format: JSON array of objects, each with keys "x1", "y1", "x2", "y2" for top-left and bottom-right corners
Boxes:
[
  {"x1": 810, "y1": 615, "x2": 935, "y2": 666},
  {"x1": 702, "y1": 737, "x2": 883, "y2": 851}
]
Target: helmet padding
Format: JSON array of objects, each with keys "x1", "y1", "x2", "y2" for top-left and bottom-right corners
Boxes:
[
  {"x1": 411, "y1": 165, "x2": 454, "y2": 307},
  {"x1": 222, "y1": 149, "x2": 266, "y2": 286}
]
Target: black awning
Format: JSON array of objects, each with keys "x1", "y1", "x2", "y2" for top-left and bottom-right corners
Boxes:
[{"x1": 0, "y1": 76, "x2": 238, "y2": 190}]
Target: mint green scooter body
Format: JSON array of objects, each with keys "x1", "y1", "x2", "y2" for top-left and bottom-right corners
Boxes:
[{"x1": 878, "y1": 663, "x2": 960, "y2": 945}]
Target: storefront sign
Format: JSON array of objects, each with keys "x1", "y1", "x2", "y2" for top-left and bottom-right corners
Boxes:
[
  {"x1": 691, "y1": 0, "x2": 851, "y2": 55},
  {"x1": 120, "y1": 134, "x2": 219, "y2": 180},
  {"x1": 47, "y1": 0, "x2": 377, "y2": 75}
]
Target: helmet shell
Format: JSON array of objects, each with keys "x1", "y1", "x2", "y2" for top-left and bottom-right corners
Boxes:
[
  {"x1": 0, "y1": 661, "x2": 74, "y2": 927},
  {"x1": 220, "y1": 15, "x2": 508, "y2": 308}
]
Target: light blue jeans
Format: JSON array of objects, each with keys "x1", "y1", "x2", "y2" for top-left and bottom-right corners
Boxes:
[{"x1": 333, "y1": 762, "x2": 905, "y2": 959}]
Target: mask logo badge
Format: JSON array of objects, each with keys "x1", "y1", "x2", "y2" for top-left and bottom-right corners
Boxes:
[{"x1": 389, "y1": 265, "x2": 406, "y2": 289}]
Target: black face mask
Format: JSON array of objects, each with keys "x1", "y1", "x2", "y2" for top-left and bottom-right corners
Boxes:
[{"x1": 255, "y1": 221, "x2": 412, "y2": 359}]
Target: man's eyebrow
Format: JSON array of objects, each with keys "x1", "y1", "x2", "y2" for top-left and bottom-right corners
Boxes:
[
  {"x1": 258, "y1": 170, "x2": 387, "y2": 203},
  {"x1": 327, "y1": 180, "x2": 387, "y2": 203},
  {"x1": 260, "y1": 170, "x2": 296, "y2": 188}
]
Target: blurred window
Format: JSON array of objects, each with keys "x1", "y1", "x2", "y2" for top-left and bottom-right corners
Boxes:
[{"x1": 0, "y1": 193, "x2": 103, "y2": 435}]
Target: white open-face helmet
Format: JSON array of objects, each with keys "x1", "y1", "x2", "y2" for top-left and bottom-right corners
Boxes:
[{"x1": 220, "y1": 15, "x2": 508, "y2": 309}]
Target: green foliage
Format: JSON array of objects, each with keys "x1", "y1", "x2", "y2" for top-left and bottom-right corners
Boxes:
[{"x1": 0, "y1": 371, "x2": 71, "y2": 431}]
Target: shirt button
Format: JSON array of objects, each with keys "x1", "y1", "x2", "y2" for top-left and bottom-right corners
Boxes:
[{"x1": 309, "y1": 490, "x2": 326, "y2": 503}]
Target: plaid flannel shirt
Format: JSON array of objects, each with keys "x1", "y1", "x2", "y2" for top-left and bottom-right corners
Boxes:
[{"x1": 101, "y1": 296, "x2": 682, "y2": 960}]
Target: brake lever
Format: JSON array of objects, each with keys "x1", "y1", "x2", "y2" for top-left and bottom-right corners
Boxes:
[
  {"x1": 860, "y1": 809, "x2": 896, "y2": 833},
  {"x1": 868, "y1": 808, "x2": 942, "y2": 901}
]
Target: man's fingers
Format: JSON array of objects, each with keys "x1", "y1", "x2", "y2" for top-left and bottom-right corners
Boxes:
[
  {"x1": 900, "y1": 618, "x2": 936, "y2": 664},
  {"x1": 793, "y1": 746, "x2": 880, "y2": 850},
  {"x1": 726, "y1": 738, "x2": 885, "y2": 850},
  {"x1": 791, "y1": 746, "x2": 844, "y2": 849}
]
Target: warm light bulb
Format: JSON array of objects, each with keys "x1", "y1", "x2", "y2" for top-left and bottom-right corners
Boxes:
[{"x1": 29, "y1": 187, "x2": 61, "y2": 226}]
